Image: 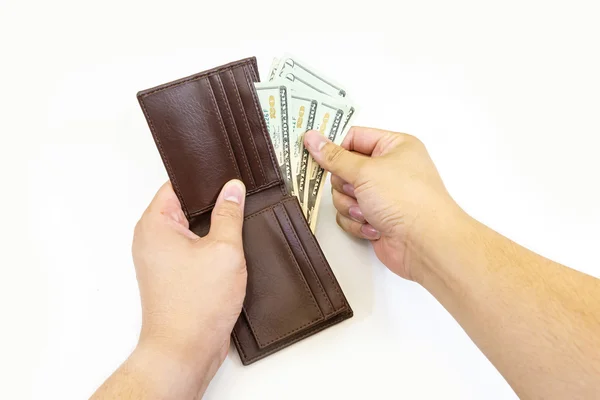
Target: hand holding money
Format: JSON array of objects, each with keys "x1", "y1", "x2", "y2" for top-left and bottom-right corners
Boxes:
[
  {"x1": 255, "y1": 54, "x2": 358, "y2": 232},
  {"x1": 301, "y1": 126, "x2": 454, "y2": 281}
]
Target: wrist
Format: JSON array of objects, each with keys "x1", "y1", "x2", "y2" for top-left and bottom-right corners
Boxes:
[
  {"x1": 138, "y1": 318, "x2": 230, "y2": 368},
  {"x1": 408, "y1": 204, "x2": 479, "y2": 289},
  {"x1": 135, "y1": 334, "x2": 224, "y2": 393}
]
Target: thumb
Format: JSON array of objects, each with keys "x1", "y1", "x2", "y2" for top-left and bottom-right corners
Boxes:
[
  {"x1": 304, "y1": 130, "x2": 366, "y2": 185},
  {"x1": 208, "y1": 179, "x2": 246, "y2": 244}
]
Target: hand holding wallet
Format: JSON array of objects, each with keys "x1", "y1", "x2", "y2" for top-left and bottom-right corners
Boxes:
[{"x1": 137, "y1": 57, "x2": 352, "y2": 365}]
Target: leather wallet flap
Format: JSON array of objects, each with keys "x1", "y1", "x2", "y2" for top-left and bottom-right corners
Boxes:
[{"x1": 137, "y1": 57, "x2": 282, "y2": 218}]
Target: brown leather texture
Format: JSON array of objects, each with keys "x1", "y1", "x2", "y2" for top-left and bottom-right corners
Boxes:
[{"x1": 137, "y1": 57, "x2": 353, "y2": 365}]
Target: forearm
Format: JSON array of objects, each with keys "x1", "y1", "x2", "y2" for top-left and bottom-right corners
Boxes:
[
  {"x1": 419, "y1": 211, "x2": 600, "y2": 398},
  {"x1": 90, "y1": 340, "x2": 219, "y2": 400}
]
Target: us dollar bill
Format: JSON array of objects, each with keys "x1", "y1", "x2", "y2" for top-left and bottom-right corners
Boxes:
[
  {"x1": 274, "y1": 54, "x2": 348, "y2": 97},
  {"x1": 267, "y1": 57, "x2": 280, "y2": 82},
  {"x1": 262, "y1": 54, "x2": 360, "y2": 230},
  {"x1": 307, "y1": 102, "x2": 358, "y2": 230},
  {"x1": 304, "y1": 97, "x2": 358, "y2": 229},
  {"x1": 295, "y1": 89, "x2": 344, "y2": 216},
  {"x1": 290, "y1": 93, "x2": 318, "y2": 210},
  {"x1": 273, "y1": 55, "x2": 358, "y2": 145},
  {"x1": 254, "y1": 82, "x2": 297, "y2": 196},
  {"x1": 303, "y1": 100, "x2": 352, "y2": 229}
]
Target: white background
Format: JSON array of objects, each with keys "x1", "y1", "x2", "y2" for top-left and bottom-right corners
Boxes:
[{"x1": 1, "y1": 0, "x2": 599, "y2": 398}]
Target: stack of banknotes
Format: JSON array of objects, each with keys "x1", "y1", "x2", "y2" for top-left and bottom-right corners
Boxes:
[{"x1": 254, "y1": 54, "x2": 358, "y2": 232}]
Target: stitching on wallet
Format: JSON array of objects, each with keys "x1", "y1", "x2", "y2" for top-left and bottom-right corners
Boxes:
[
  {"x1": 231, "y1": 329, "x2": 247, "y2": 361},
  {"x1": 241, "y1": 196, "x2": 297, "y2": 221},
  {"x1": 240, "y1": 308, "x2": 262, "y2": 349},
  {"x1": 238, "y1": 309, "x2": 350, "y2": 364},
  {"x1": 214, "y1": 74, "x2": 255, "y2": 188},
  {"x1": 241, "y1": 206, "x2": 324, "y2": 349},
  {"x1": 249, "y1": 62, "x2": 259, "y2": 81},
  {"x1": 138, "y1": 58, "x2": 255, "y2": 98},
  {"x1": 250, "y1": 58, "x2": 259, "y2": 80},
  {"x1": 241, "y1": 66, "x2": 287, "y2": 196},
  {"x1": 243, "y1": 201, "x2": 282, "y2": 221},
  {"x1": 286, "y1": 198, "x2": 343, "y2": 299},
  {"x1": 227, "y1": 68, "x2": 266, "y2": 183},
  {"x1": 138, "y1": 98, "x2": 190, "y2": 217},
  {"x1": 276, "y1": 203, "x2": 334, "y2": 315}
]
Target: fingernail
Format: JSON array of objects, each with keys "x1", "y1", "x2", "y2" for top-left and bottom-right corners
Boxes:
[
  {"x1": 305, "y1": 130, "x2": 328, "y2": 152},
  {"x1": 342, "y1": 183, "x2": 355, "y2": 197},
  {"x1": 360, "y1": 224, "x2": 380, "y2": 240},
  {"x1": 348, "y1": 205, "x2": 365, "y2": 222},
  {"x1": 222, "y1": 180, "x2": 245, "y2": 204}
]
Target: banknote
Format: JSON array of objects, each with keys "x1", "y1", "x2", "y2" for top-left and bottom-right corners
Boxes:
[
  {"x1": 302, "y1": 98, "x2": 353, "y2": 228},
  {"x1": 268, "y1": 57, "x2": 280, "y2": 82},
  {"x1": 264, "y1": 54, "x2": 359, "y2": 231},
  {"x1": 274, "y1": 54, "x2": 348, "y2": 98},
  {"x1": 254, "y1": 81, "x2": 297, "y2": 195},
  {"x1": 293, "y1": 89, "x2": 346, "y2": 215},
  {"x1": 305, "y1": 102, "x2": 358, "y2": 230},
  {"x1": 272, "y1": 54, "x2": 357, "y2": 132},
  {"x1": 289, "y1": 93, "x2": 318, "y2": 209}
]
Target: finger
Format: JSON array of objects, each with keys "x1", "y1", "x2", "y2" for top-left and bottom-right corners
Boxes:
[
  {"x1": 331, "y1": 174, "x2": 355, "y2": 198},
  {"x1": 141, "y1": 181, "x2": 197, "y2": 240},
  {"x1": 208, "y1": 179, "x2": 246, "y2": 245},
  {"x1": 336, "y1": 213, "x2": 381, "y2": 240},
  {"x1": 145, "y1": 181, "x2": 187, "y2": 225},
  {"x1": 341, "y1": 126, "x2": 403, "y2": 156},
  {"x1": 332, "y1": 189, "x2": 365, "y2": 223},
  {"x1": 304, "y1": 130, "x2": 367, "y2": 185}
]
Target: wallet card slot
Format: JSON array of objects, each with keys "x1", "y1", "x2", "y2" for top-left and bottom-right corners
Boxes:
[
  {"x1": 220, "y1": 68, "x2": 268, "y2": 187},
  {"x1": 242, "y1": 205, "x2": 324, "y2": 349},
  {"x1": 208, "y1": 74, "x2": 256, "y2": 190},
  {"x1": 272, "y1": 200, "x2": 335, "y2": 317},
  {"x1": 282, "y1": 198, "x2": 348, "y2": 311},
  {"x1": 231, "y1": 65, "x2": 282, "y2": 187}
]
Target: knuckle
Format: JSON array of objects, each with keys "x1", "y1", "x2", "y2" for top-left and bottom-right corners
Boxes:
[
  {"x1": 213, "y1": 240, "x2": 237, "y2": 252},
  {"x1": 330, "y1": 174, "x2": 345, "y2": 190},
  {"x1": 214, "y1": 204, "x2": 242, "y2": 220},
  {"x1": 404, "y1": 133, "x2": 425, "y2": 149},
  {"x1": 374, "y1": 204, "x2": 405, "y2": 232},
  {"x1": 335, "y1": 211, "x2": 363, "y2": 237},
  {"x1": 332, "y1": 196, "x2": 344, "y2": 213},
  {"x1": 335, "y1": 212, "x2": 344, "y2": 229},
  {"x1": 210, "y1": 240, "x2": 245, "y2": 264},
  {"x1": 325, "y1": 145, "x2": 346, "y2": 167},
  {"x1": 355, "y1": 161, "x2": 376, "y2": 183},
  {"x1": 332, "y1": 190, "x2": 350, "y2": 211},
  {"x1": 336, "y1": 212, "x2": 354, "y2": 234}
]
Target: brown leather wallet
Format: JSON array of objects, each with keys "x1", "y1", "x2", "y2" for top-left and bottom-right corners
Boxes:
[{"x1": 137, "y1": 57, "x2": 353, "y2": 365}]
